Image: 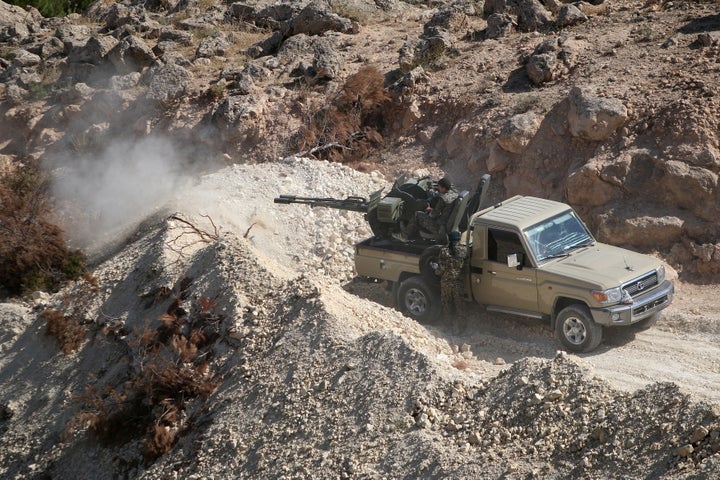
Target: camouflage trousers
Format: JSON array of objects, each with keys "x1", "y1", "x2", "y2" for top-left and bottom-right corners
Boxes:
[{"x1": 440, "y1": 276, "x2": 464, "y2": 315}]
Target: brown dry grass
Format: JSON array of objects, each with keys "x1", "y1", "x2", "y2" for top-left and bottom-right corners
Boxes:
[
  {"x1": 66, "y1": 285, "x2": 222, "y2": 464},
  {"x1": 296, "y1": 65, "x2": 396, "y2": 163},
  {"x1": 0, "y1": 166, "x2": 86, "y2": 295}
]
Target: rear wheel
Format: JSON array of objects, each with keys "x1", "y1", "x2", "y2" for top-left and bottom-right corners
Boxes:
[
  {"x1": 555, "y1": 305, "x2": 602, "y2": 352},
  {"x1": 396, "y1": 276, "x2": 440, "y2": 323}
]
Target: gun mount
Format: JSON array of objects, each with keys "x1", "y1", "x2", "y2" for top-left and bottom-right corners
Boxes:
[{"x1": 274, "y1": 173, "x2": 491, "y2": 244}]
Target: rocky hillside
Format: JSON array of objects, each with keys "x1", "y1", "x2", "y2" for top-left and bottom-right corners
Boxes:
[
  {"x1": 2, "y1": 0, "x2": 720, "y2": 478},
  {"x1": 1, "y1": 0, "x2": 719, "y2": 277}
]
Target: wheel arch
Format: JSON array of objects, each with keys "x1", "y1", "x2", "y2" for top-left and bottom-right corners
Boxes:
[{"x1": 551, "y1": 296, "x2": 590, "y2": 328}]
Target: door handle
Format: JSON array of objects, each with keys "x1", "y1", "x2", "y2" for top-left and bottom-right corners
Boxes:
[{"x1": 488, "y1": 270, "x2": 497, "y2": 275}]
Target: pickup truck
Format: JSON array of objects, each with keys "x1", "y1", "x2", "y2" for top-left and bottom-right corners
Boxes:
[{"x1": 354, "y1": 195, "x2": 675, "y2": 352}]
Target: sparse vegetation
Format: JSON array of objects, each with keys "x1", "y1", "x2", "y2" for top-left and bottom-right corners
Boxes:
[
  {"x1": 296, "y1": 65, "x2": 395, "y2": 163},
  {"x1": 66, "y1": 286, "x2": 222, "y2": 464},
  {"x1": 43, "y1": 309, "x2": 87, "y2": 354},
  {"x1": 8, "y1": 0, "x2": 94, "y2": 17},
  {"x1": 0, "y1": 166, "x2": 87, "y2": 296},
  {"x1": 205, "y1": 82, "x2": 226, "y2": 101}
]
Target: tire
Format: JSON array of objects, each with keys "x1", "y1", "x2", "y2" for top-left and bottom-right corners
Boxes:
[
  {"x1": 633, "y1": 313, "x2": 659, "y2": 331},
  {"x1": 419, "y1": 245, "x2": 443, "y2": 285},
  {"x1": 555, "y1": 304, "x2": 603, "y2": 353},
  {"x1": 396, "y1": 276, "x2": 440, "y2": 323}
]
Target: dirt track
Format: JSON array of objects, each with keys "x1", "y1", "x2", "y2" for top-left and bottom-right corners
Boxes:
[{"x1": 347, "y1": 271, "x2": 720, "y2": 404}]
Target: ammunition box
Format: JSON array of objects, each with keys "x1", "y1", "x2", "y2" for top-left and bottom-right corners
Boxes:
[{"x1": 377, "y1": 197, "x2": 403, "y2": 223}]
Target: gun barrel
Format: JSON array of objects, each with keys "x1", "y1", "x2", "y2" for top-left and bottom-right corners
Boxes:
[{"x1": 273, "y1": 194, "x2": 370, "y2": 212}]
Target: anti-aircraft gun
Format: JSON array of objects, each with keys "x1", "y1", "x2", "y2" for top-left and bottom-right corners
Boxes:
[{"x1": 274, "y1": 173, "x2": 491, "y2": 244}]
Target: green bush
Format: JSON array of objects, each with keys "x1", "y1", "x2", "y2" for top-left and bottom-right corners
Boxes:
[{"x1": 8, "y1": 0, "x2": 95, "y2": 18}]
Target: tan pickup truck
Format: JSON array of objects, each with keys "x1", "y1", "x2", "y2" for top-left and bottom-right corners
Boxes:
[{"x1": 355, "y1": 195, "x2": 675, "y2": 352}]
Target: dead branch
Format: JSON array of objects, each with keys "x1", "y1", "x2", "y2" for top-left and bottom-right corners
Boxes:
[
  {"x1": 243, "y1": 222, "x2": 257, "y2": 239},
  {"x1": 166, "y1": 214, "x2": 221, "y2": 258}
]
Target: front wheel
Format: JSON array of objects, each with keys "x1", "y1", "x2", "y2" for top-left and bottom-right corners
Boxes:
[
  {"x1": 396, "y1": 276, "x2": 440, "y2": 323},
  {"x1": 555, "y1": 305, "x2": 602, "y2": 353}
]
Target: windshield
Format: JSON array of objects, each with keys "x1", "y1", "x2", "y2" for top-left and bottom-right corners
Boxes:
[{"x1": 524, "y1": 210, "x2": 595, "y2": 262}]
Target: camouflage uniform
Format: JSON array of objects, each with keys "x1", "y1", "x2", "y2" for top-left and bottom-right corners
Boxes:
[
  {"x1": 436, "y1": 243, "x2": 468, "y2": 316},
  {"x1": 416, "y1": 189, "x2": 458, "y2": 234}
]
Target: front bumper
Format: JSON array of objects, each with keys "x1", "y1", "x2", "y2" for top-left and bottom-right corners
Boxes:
[{"x1": 590, "y1": 280, "x2": 675, "y2": 326}]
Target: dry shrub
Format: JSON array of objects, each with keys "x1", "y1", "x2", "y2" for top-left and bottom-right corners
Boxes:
[
  {"x1": 0, "y1": 166, "x2": 86, "y2": 295},
  {"x1": 43, "y1": 309, "x2": 86, "y2": 354},
  {"x1": 297, "y1": 65, "x2": 395, "y2": 163},
  {"x1": 67, "y1": 293, "x2": 222, "y2": 464}
]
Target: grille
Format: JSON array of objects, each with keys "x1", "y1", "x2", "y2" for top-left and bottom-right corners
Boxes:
[
  {"x1": 623, "y1": 272, "x2": 658, "y2": 298},
  {"x1": 633, "y1": 295, "x2": 669, "y2": 315}
]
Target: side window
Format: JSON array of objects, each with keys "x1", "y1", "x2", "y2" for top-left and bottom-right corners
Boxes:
[{"x1": 488, "y1": 228, "x2": 530, "y2": 266}]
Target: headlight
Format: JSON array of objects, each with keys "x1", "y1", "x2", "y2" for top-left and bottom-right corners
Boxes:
[
  {"x1": 592, "y1": 287, "x2": 623, "y2": 304},
  {"x1": 656, "y1": 264, "x2": 665, "y2": 284}
]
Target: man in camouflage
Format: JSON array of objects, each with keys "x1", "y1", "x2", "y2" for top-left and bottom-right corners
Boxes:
[
  {"x1": 436, "y1": 231, "x2": 468, "y2": 319},
  {"x1": 416, "y1": 176, "x2": 458, "y2": 237}
]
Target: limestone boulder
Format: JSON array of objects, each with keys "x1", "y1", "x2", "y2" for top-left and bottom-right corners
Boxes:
[
  {"x1": 567, "y1": 86, "x2": 627, "y2": 141},
  {"x1": 496, "y1": 112, "x2": 541, "y2": 154},
  {"x1": 557, "y1": 4, "x2": 588, "y2": 28},
  {"x1": 486, "y1": 13, "x2": 516, "y2": 39},
  {"x1": 145, "y1": 63, "x2": 192, "y2": 103},
  {"x1": 289, "y1": 2, "x2": 360, "y2": 36},
  {"x1": 595, "y1": 214, "x2": 684, "y2": 249},
  {"x1": 68, "y1": 36, "x2": 118, "y2": 65},
  {"x1": 565, "y1": 161, "x2": 622, "y2": 206},
  {"x1": 108, "y1": 35, "x2": 155, "y2": 75}
]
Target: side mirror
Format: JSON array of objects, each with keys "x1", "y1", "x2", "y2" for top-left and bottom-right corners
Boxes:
[{"x1": 507, "y1": 253, "x2": 522, "y2": 269}]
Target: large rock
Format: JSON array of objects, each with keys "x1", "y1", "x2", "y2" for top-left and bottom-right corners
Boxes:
[
  {"x1": 486, "y1": 13, "x2": 516, "y2": 39},
  {"x1": 526, "y1": 37, "x2": 579, "y2": 85},
  {"x1": 424, "y1": 7, "x2": 471, "y2": 36},
  {"x1": 595, "y1": 214, "x2": 684, "y2": 248},
  {"x1": 557, "y1": 4, "x2": 588, "y2": 28},
  {"x1": 54, "y1": 23, "x2": 93, "y2": 53},
  {"x1": 108, "y1": 35, "x2": 155, "y2": 75},
  {"x1": 565, "y1": 161, "x2": 622, "y2": 206},
  {"x1": 211, "y1": 94, "x2": 266, "y2": 143},
  {"x1": 274, "y1": 34, "x2": 340, "y2": 83},
  {"x1": 67, "y1": 35, "x2": 118, "y2": 65},
  {"x1": 196, "y1": 34, "x2": 230, "y2": 59},
  {"x1": 658, "y1": 160, "x2": 719, "y2": 222},
  {"x1": 496, "y1": 112, "x2": 541, "y2": 154},
  {"x1": 487, "y1": 141, "x2": 513, "y2": 173},
  {"x1": 289, "y1": 1, "x2": 360, "y2": 36},
  {"x1": 10, "y1": 49, "x2": 41, "y2": 68},
  {"x1": 567, "y1": 86, "x2": 627, "y2": 141},
  {"x1": 310, "y1": 37, "x2": 340, "y2": 81},
  {"x1": 512, "y1": 0, "x2": 553, "y2": 31},
  {"x1": 145, "y1": 63, "x2": 192, "y2": 103}
]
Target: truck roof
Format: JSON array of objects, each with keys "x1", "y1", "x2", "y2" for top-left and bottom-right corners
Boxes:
[{"x1": 472, "y1": 195, "x2": 572, "y2": 231}]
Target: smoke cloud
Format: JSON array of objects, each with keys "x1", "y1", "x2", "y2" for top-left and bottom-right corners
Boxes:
[{"x1": 50, "y1": 136, "x2": 191, "y2": 252}]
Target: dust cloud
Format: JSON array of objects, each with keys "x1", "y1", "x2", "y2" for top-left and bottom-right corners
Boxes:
[{"x1": 50, "y1": 137, "x2": 191, "y2": 251}]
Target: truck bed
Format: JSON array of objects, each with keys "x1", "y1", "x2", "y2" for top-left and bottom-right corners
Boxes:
[{"x1": 354, "y1": 237, "x2": 429, "y2": 282}]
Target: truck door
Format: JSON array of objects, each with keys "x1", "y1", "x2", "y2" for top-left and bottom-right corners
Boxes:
[{"x1": 470, "y1": 226, "x2": 538, "y2": 312}]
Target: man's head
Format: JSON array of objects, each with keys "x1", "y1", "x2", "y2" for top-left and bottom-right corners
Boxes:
[{"x1": 437, "y1": 177, "x2": 452, "y2": 193}]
